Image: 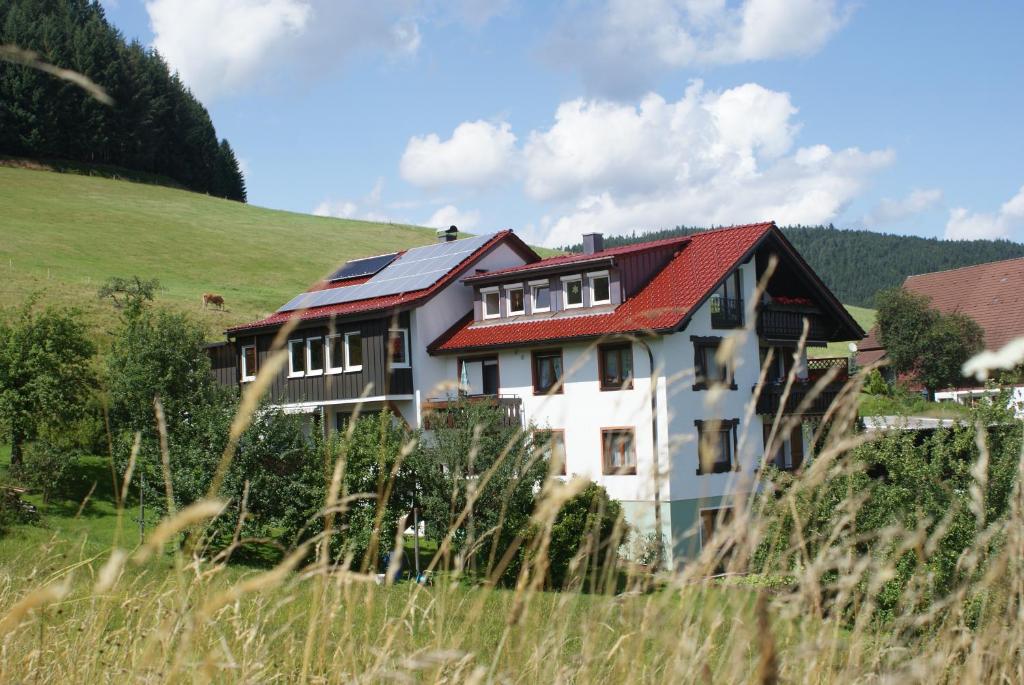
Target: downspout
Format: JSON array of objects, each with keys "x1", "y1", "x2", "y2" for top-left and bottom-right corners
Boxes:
[{"x1": 634, "y1": 336, "x2": 664, "y2": 568}]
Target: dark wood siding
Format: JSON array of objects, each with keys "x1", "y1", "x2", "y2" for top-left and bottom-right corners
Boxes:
[
  {"x1": 617, "y1": 245, "x2": 679, "y2": 298},
  {"x1": 243, "y1": 311, "x2": 414, "y2": 405},
  {"x1": 206, "y1": 342, "x2": 238, "y2": 387}
]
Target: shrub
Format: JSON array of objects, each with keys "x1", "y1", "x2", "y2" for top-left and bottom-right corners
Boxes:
[
  {"x1": 280, "y1": 411, "x2": 416, "y2": 571},
  {"x1": 540, "y1": 481, "x2": 627, "y2": 590},
  {"x1": 10, "y1": 438, "x2": 78, "y2": 504},
  {"x1": 414, "y1": 400, "x2": 545, "y2": 581}
]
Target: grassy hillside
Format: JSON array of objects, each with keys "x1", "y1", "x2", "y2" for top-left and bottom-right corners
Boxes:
[
  {"x1": 813, "y1": 303, "x2": 876, "y2": 358},
  {"x1": 0, "y1": 167, "x2": 439, "y2": 340}
]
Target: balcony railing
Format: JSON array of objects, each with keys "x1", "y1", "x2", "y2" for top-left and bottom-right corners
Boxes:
[
  {"x1": 757, "y1": 306, "x2": 834, "y2": 341},
  {"x1": 710, "y1": 295, "x2": 744, "y2": 328},
  {"x1": 421, "y1": 394, "x2": 523, "y2": 429},
  {"x1": 754, "y1": 382, "x2": 844, "y2": 416},
  {"x1": 807, "y1": 356, "x2": 850, "y2": 383}
]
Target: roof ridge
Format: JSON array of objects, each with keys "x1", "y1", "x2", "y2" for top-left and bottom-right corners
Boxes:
[{"x1": 905, "y1": 254, "x2": 1024, "y2": 281}]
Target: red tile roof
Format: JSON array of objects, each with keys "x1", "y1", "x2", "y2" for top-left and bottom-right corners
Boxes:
[
  {"x1": 903, "y1": 258, "x2": 1024, "y2": 351},
  {"x1": 464, "y1": 235, "x2": 690, "y2": 282},
  {"x1": 856, "y1": 256, "x2": 1024, "y2": 368},
  {"x1": 227, "y1": 230, "x2": 536, "y2": 334},
  {"x1": 431, "y1": 222, "x2": 776, "y2": 353}
]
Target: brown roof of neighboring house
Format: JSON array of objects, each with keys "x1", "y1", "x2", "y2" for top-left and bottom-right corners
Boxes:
[{"x1": 857, "y1": 256, "x2": 1024, "y2": 367}]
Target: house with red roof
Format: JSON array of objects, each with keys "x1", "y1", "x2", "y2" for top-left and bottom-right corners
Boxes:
[
  {"x1": 218, "y1": 226, "x2": 538, "y2": 427},
  {"x1": 856, "y1": 256, "x2": 1024, "y2": 414},
  {"x1": 216, "y1": 222, "x2": 862, "y2": 566}
]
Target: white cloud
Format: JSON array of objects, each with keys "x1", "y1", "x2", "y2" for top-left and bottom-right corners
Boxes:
[
  {"x1": 313, "y1": 178, "x2": 397, "y2": 223},
  {"x1": 945, "y1": 185, "x2": 1024, "y2": 240},
  {"x1": 517, "y1": 81, "x2": 891, "y2": 246},
  {"x1": 523, "y1": 82, "x2": 798, "y2": 202},
  {"x1": 146, "y1": 0, "x2": 421, "y2": 99},
  {"x1": 864, "y1": 188, "x2": 943, "y2": 227},
  {"x1": 426, "y1": 204, "x2": 481, "y2": 231},
  {"x1": 547, "y1": 0, "x2": 852, "y2": 97},
  {"x1": 400, "y1": 120, "x2": 517, "y2": 189}
]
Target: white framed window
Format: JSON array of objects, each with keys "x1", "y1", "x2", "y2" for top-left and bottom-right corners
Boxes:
[
  {"x1": 389, "y1": 328, "x2": 410, "y2": 368},
  {"x1": 326, "y1": 334, "x2": 344, "y2": 374},
  {"x1": 561, "y1": 275, "x2": 583, "y2": 309},
  {"x1": 588, "y1": 270, "x2": 611, "y2": 305},
  {"x1": 505, "y1": 283, "x2": 525, "y2": 316},
  {"x1": 530, "y1": 280, "x2": 551, "y2": 313},
  {"x1": 306, "y1": 336, "x2": 325, "y2": 376},
  {"x1": 288, "y1": 339, "x2": 306, "y2": 378},
  {"x1": 481, "y1": 287, "x2": 500, "y2": 319},
  {"x1": 344, "y1": 331, "x2": 363, "y2": 371},
  {"x1": 240, "y1": 344, "x2": 257, "y2": 382}
]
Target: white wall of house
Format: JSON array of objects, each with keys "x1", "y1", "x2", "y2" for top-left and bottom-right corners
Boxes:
[
  {"x1": 427, "y1": 257, "x2": 816, "y2": 565},
  {"x1": 409, "y1": 241, "x2": 530, "y2": 427}
]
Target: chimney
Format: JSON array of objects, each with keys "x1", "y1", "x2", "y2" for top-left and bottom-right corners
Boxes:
[
  {"x1": 582, "y1": 232, "x2": 604, "y2": 254},
  {"x1": 438, "y1": 225, "x2": 459, "y2": 243}
]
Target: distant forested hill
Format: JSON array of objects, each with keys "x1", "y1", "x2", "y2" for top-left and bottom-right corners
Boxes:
[
  {"x1": 563, "y1": 225, "x2": 1024, "y2": 307},
  {"x1": 0, "y1": 0, "x2": 245, "y2": 201}
]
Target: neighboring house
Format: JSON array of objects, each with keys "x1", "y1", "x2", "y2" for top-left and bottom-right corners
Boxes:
[
  {"x1": 857, "y1": 256, "x2": 1024, "y2": 406},
  {"x1": 214, "y1": 222, "x2": 862, "y2": 566}
]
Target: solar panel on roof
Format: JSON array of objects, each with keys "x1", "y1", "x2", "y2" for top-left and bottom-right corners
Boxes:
[
  {"x1": 276, "y1": 233, "x2": 497, "y2": 313},
  {"x1": 326, "y1": 252, "x2": 399, "y2": 282}
]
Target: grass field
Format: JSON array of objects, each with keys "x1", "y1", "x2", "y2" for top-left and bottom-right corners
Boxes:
[
  {"x1": 0, "y1": 446, "x2": 781, "y2": 682},
  {"x1": 812, "y1": 303, "x2": 876, "y2": 358},
  {"x1": 0, "y1": 167, "x2": 443, "y2": 341}
]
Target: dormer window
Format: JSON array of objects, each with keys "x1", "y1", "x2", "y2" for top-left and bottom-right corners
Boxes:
[
  {"x1": 589, "y1": 271, "x2": 611, "y2": 305},
  {"x1": 482, "y1": 287, "x2": 500, "y2": 319},
  {"x1": 562, "y1": 275, "x2": 583, "y2": 309},
  {"x1": 531, "y1": 280, "x2": 551, "y2": 313},
  {"x1": 506, "y1": 284, "x2": 525, "y2": 316}
]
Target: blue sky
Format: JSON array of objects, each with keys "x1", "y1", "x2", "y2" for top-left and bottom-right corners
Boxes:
[{"x1": 101, "y1": 1, "x2": 1024, "y2": 247}]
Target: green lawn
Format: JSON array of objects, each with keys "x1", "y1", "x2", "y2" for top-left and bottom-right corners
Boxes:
[
  {"x1": 0, "y1": 167, "x2": 454, "y2": 341},
  {"x1": 811, "y1": 304, "x2": 876, "y2": 358}
]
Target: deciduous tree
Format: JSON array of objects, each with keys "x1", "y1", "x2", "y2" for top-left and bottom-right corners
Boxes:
[{"x1": 0, "y1": 299, "x2": 94, "y2": 465}]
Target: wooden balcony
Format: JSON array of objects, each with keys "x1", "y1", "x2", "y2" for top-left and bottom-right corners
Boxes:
[
  {"x1": 757, "y1": 305, "x2": 835, "y2": 342},
  {"x1": 421, "y1": 394, "x2": 523, "y2": 429},
  {"x1": 754, "y1": 382, "x2": 844, "y2": 416}
]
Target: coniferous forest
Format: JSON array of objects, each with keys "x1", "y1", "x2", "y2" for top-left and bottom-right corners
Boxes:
[
  {"x1": 0, "y1": 0, "x2": 246, "y2": 201},
  {"x1": 564, "y1": 224, "x2": 1024, "y2": 307}
]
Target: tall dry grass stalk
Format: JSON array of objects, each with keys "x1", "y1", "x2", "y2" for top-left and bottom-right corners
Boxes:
[{"x1": 2, "y1": 299, "x2": 1022, "y2": 682}]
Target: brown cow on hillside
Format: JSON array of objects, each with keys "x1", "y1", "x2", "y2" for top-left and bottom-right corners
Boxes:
[{"x1": 202, "y1": 293, "x2": 225, "y2": 310}]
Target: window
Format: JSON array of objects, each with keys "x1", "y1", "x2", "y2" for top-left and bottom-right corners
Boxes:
[
  {"x1": 389, "y1": 328, "x2": 410, "y2": 368},
  {"x1": 602, "y1": 428, "x2": 636, "y2": 475},
  {"x1": 589, "y1": 271, "x2": 611, "y2": 305},
  {"x1": 530, "y1": 280, "x2": 551, "y2": 313},
  {"x1": 326, "y1": 334, "x2": 344, "y2": 374},
  {"x1": 460, "y1": 357, "x2": 499, "y2": 395},
  {"x1": 534, "y1": 429, "x2": 567, "y2": 476},
  {"x1": 241, "y1": 344, "x2": 257, "y2": 382},
  {"x1": 506, "y1": 284, "x2": 525, "y2": 316},
  {"x1": 599, "y1": 343, "x2": 633, "y2": 390},
  {"x1": 482, "y1": 288, "x2": 500, "y2": 319},
  {"x1": 562, "y1": 276, "x2": 583, "y2": 309},
  {"x1": 700, "y1": 507, "x2": 734, "y2": 548},
  {"x1": 696, "y1": 419, "x2": 739, "y2": 474},
  {"x1": 710, "y1": 270, "x2": 743, "y2": 328},
  {"x1": 335, "y1": 411, "x2": 352, "y2": 433},
  {"x1": 532, "y1": 349, "x2": 564, "y2": 394},
  {"x1": 288, "y1": 339, "x2": 306, "y2": 377},
  {"x1": 763, "y1": 421, "x2": 804, "y2": 470},
  {"x1": 306, "y1": 337, "x2": 325, "y2": 376},
  {"x1": 345, "y1": 331, "x2": 363, "y2": 371},
  {"x1": 693, "y1": 337, "x2": 734, "y2": 390}
]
